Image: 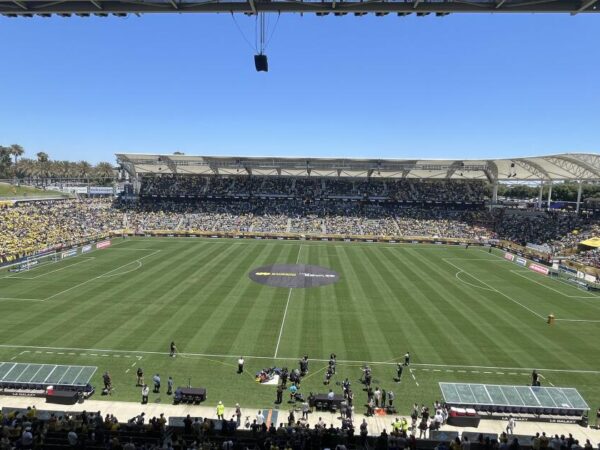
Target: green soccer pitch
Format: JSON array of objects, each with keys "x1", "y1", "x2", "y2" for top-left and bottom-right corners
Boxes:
[{"x1": 1, "y1": 237, "x2": 599, "y2": 413}]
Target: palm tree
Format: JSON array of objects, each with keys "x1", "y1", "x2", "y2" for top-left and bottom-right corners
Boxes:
[
  {"x1": 9, "y1": 144, "x2": 25, "y2": 166},
  {"x1": 77, "y1": 161, "x2": 92, "y2": 180},
  {"x1": 35, "y1": 152, "x2": 50, "y2": 185},
  {"x1": 94, "y1": 162, "x2": 115, "y2": 179},
  {"x1": 36, "y1": 151, "x2": 49, "y2": 164},
  {"x1": 15, "y1": 158, "x2": 36, "y2": 181}
]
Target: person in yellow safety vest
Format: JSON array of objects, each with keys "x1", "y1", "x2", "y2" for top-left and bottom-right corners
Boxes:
[
  {"x1": 401, "y1": 417, "x2": 409, "y2": 433},
  {"x1": 392, "y1": 418, "x2": 402, "y2": 432},
  {"x1": 216, "y1": 401, "x2": 225, "y2": 420}
]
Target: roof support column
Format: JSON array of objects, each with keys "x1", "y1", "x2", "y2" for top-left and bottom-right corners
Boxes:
[
  {"x1": 490, "y1": 182, "x2": 498, "y2": 211},
  {"x1": 546, "y1": 183, "x2": 552, "y2": 211},
  {"x1": 538, "y1": 182, "x2": 543, "y2": 209},
  {"x1": 576, "y1": 182, "x2": 583, "y2": 213}
]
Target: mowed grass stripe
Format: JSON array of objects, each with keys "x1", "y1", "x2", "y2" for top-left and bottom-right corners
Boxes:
[
  {"x1": 181, "y1": 242, "x2": 281, "y2": 355},
  {"x1": 405, "y1": 248, "x2": 522, "y2": 367},
  {"x1": 410, "y1": 248, "x2": 565, "y2": 368},
  {"x1": 93, "y1": 242, "x2": 234, "y2": 350},
  {"x1": 377, "y1": 248, "x2": 467, "y2": 364},
  {"x1": 205, "y1": 243, "x2": 293, "y2": 355},
  {"x1": 0, "y1": 248, "x2": 166, "y2": 344},
  {"x1": 336, "y1": 245, "x2": 394, "y2": 362},
  {"x1": 278, "y1": 244, "x2": 327, "y2": 359},
  {"x1": 326, "y1": 244, "x2": 372, "y2": 361},
  {"x1": 361, "y1": 248, "x2": 427, "y2": 361},
  {"x1": 416, "y1": 250, "x2": 595, "y2": 370},
  {"x1": 248, "y1": 245, "x2": 305, "y2": 358},
  {"x1": 12, "y1": 244, "x2": 201, "y2": 348},
  {"x1": 139, "y1": 241, "x2": 261, "y2": 350}
]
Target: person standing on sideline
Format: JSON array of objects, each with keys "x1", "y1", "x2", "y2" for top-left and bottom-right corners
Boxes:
[
  {"x1": 396, "y1": 363, "x2": 404, "y2": 382},
  {"x1": 170, "y1": 341, "x2": 178, "y2": 358},
  {"x1": 216, "y1": 401, "x2": 225, "y2": 420},
  {"x1": 506, "y1": 415, "x2": 516, "y2": 434},
  {"x1": 238, "y1": 356, "x2": 245, "y2": 374},
  {"x1": 404, "y1": 352, "x2": 410, "y2": 366},
  {"x1": 152, "y1": 374, "x2": 161, "y2": 393},
  {"x1": 167, "y1": 376, "x2": 174, "y2": 395},
  {"x1": 256, "y1": 410, "x2": 264, "y2": 426},
  {"x1": 388, "y1": 390, "x2": 395, "y2": 407},
  {"x1": 141, "y1": 384, "x2": 149, "y2": 404},
  {"x1": 136, "y1": 367, "x2": 144, "y2": 386},
  {"x1": 276, "y1": 384, "x2": 283, "y2": 404},
  {"x1": 374, "y1": 387, "x2": 382, "y2": 408},
  {"x1": 235, "y1": 404, "x2": 242, "y2": 427}
]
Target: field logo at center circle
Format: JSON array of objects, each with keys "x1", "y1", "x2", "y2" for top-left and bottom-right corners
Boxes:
[{"x1": 249, "y1": 264, "x2": 340, "y2": 288}]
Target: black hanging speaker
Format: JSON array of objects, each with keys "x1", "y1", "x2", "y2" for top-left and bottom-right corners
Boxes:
[{"x1": 254, "y1": 54, "x2": 268, "y2": 72}]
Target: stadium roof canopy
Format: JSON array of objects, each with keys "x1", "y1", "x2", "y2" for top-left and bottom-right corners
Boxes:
[
  {"x1": 116, "y1": 152, "x2": 600, "y2": 183},
  {"x1": 1, "y1": 0, "x2": 598, "y2": 15}
]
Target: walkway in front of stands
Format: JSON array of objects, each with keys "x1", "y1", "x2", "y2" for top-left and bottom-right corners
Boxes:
[{"x1": 1, "y1": 396, "x2": 599, "y2": 445}]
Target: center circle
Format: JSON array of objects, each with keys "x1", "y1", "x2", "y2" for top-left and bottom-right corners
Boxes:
[{"x1": 249, "y1": 264, "x2": 340, "y2": 288}]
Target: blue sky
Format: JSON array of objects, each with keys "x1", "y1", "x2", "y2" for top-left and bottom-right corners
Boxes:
[{"x1": 0, "y1": 12, "x2": 599, "y2": 163}]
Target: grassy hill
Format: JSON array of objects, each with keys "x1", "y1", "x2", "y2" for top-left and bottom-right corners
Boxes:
[{"x1": 0, "y1": 182, "x2": 67, "y2": 199}]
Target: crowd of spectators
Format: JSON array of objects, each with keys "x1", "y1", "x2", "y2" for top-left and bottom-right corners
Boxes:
[
  {"x1": 138, "y1": 176, "x2": 487, "y2": 203},
  {"x1": 0, "y1": 199, "x2": 123, "y2": 263},
  {"x1": 2, "y1": 191, "x2": 600, "y2": 268},
  {"x1": 1, "y1": 403, "x2": 597, "y2": 450}
]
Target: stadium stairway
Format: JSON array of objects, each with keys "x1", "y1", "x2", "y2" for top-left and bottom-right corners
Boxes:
[{"x1": 1, "y1": 396, "x2": 599, "y2": 445}]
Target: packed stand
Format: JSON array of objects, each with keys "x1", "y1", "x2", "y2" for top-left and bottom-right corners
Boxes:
[
  {"x1": 0, "y1": 199, "x2": 123, "y2": 263},
  {"x1": 139, "y1": 176, "x2": 487, "y2": 203}
]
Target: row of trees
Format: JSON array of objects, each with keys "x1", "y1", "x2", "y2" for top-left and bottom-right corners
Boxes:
[{"x1": 0, "y1": 145, "x2": 114, "y2": 181}]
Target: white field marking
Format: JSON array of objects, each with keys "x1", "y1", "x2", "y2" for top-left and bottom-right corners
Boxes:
[
  {"x1": 106, "y1": 248, "x2": 159, "y2": 251},
  {"x1": 131, "y1": 362, "x2": 137, "y2": 368},
  {"x1": 1, "y1": 343, "x2": 599, "y2": 375},
  {"x1": 273, "y1": 244, "x2": 303, "y2": 358},
  {"x1": 98, "y1": 260, "x2": 143, "y2": 278},
  {"x1": 444, "y1": 258, "x2": 508, "y2": 262},
  {"x1": 540, "y1": 374, "x2": 555, "y2": 387},
  {"x1": 6, "y1": 257, "x2": 96, "y2": 280},
  {"x1": 43, "y1": 250, "x2": 161, "y2": 301},
  {"x1": 10, "y1": 356, "x2": 17, "y2": 360},
  {"x1": 0, "y1": 297, "x2": 44, "y2": 302},
  {"x1": 125, "y1": 369, "x2": 130, "y2": 373},
  {"x1": 443, "y1": 258, "x2": 546, "y2": 320},
  {"x1": 455, "y1": 271, "x2": 496, "y2": 292},
  {"x1": 510, "y1": 270, "x2": 600, "y2": 299},
  {"x1": 555, "y1": 318, "x2": 600, "y2": 323},
  {"x1": 410, "y1": 368, "x2": 419, "y2": 386}
]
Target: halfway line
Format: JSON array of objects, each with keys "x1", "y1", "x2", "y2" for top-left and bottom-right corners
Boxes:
[{"x1": 273, "y1": 244, "x2": 303, "y2": 358}]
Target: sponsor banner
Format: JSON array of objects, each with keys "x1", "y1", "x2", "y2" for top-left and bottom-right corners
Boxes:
[
  {"x1": 96, "y1": 240, "x2": 111, "y2": 249},
  {"x1": 61, "y1": 249, "x2": 77, "y2": 259},
  {"x1": 89, "y1": 186, "x2": 114, "y2": 195},
  {"x1": 529, "y1": 263, "x2": 549, "y2": 275},
  {"x1": 504, "y1": 252, "x2": 515, "y2": 262},
  {"x1": 81, "y1": 244, "x2": 92, "y2": 254},
  {"x1": 516, "y1": 257, "x2": 527, "y2": 266}
]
